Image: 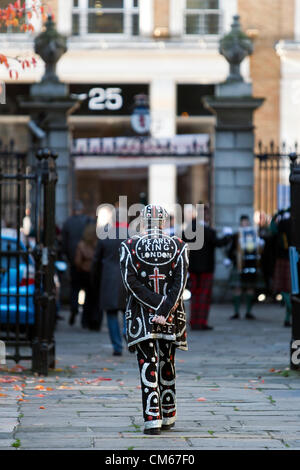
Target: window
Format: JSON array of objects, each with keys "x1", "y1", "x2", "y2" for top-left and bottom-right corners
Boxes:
[
  {"x1": 72, "y1": 0, "x2": 140, "y2": 37},
  {"x1": 184, "y1": 0, "x2": 222, "y2": 36}
]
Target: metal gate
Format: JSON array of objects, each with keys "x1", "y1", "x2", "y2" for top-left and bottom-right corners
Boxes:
[
  {"x1": 0, "y1": 143, "x2": 57, "y2": 375},
  {"x1": 254, "y1": 141, "x2": 300, "y2": 219}
]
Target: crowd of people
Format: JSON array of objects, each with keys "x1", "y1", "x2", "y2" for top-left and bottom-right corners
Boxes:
[
  {"x1": 57, "y1": 200, "x2": 292, "y2": 356},
  {"x1": 185, "y1": 203, "x2": 292, "y2": 330},
  {"x1": 56, "y1": 201, "x2": 293, "y2": 436}
]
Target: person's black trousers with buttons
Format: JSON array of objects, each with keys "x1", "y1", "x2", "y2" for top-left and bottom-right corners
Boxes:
[{"x1": 136, "y1": 339, "x2": 176, "y2": 430}]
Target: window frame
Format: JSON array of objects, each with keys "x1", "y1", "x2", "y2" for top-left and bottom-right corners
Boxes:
[
  {"x1": 183, "y1": 0, "x2": 223, "y2": 39},
  {"x1": 71, "y1": 0, "x2": 140, "y2": 38}
]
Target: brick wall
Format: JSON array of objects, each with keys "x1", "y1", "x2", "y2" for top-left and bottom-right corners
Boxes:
[{"x1": 238, "y1": 0, "x2": 295, "y2": 146}]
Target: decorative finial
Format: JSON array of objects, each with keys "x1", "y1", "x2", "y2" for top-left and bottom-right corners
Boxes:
[
  {"x1": 219, "y1": 15, "x2": 253, "y2": 82},
  {"x1": 34, "y1": 15, "x2": 67, "y2": 83}
]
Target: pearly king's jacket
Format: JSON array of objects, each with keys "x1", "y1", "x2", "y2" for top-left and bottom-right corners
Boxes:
[{"x1": 120, "y1": 228, "x2": 189, "y2": 352}]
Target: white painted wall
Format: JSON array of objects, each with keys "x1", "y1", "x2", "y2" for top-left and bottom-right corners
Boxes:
[
  {"x1": 57, "y1": 0, "x2": 72, "y2": 36},
  {"x1": 150, "y1": 78, "x2": 176, "y2": 137},
  {"x1": 140, "y1": 0, "x2": 154, "y2": 37},
  {"x1": 295, "y1": 0, "x2": 300, "y2": 40},
  {"x1": 149, "y1": 78, "x2": 177, "y2": 208},
  {"x1": 148, "y1": 164, "x2": 177, "y2": 212},
  {"x1": 169, "y1": 0, "x2": 184, "y2": 37},
  {"x1": 279, "y1": 51, "x2": 300, "y2": 145},
  {"x1": 57, "y1": 47, "x2": 229, "y2": 84},
  {"x1": 220, "y1": 0, "x2": 238, "y2": 33}
]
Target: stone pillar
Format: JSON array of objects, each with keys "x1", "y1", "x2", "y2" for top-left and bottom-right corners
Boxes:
[
  {"x1": 203, "y1": 15, "x2": 264, "y2": 300},
  {"x1": 18, "y1": 16, "x2": 77, "y2": 227}
]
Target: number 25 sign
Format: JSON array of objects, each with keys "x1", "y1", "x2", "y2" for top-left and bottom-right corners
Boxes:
[{"x1": 88, "y1": 87, "x2": 123, "y2": 111}]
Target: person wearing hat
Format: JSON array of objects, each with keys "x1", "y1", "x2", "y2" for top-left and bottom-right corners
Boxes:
[
  {"x1": 183, "y1": 203, "x2": 231, "y2": 330},
  {"x1": 120, "y1": 204, "x2": 189, "y2": 435}
]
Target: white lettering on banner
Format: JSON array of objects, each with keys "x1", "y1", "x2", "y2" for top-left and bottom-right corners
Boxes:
[
  {"x1": 88, "y1": 87, "x2": 123, "y2": 111},
  {"x1": 136, "y1": 234, "x2": 177, "y2": 266}
]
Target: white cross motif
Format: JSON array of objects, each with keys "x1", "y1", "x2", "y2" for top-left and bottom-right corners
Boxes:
[{"x1": 149, "y1": 267, "x2": 166, "y2": 294}]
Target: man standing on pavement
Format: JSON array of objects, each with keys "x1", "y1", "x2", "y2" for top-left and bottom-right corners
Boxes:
[
  {"x1": 120, "y1": 204, "x2": 189, "y2": 435},
  {"x1": 184, "y1": 203, "x2": 230, "y2": 330},
  {"x1": 227, "y1": 214, "x2": 263, "y2": 321},
  {"x1": 61, "y1": 200, "x2": 93, "y2": 326}
]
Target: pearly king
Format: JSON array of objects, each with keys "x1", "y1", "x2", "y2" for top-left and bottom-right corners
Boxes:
[
  {"x1": 120, "y1": 219, "x2": 189, "y2": 352},
  {"x1": 120, "y1": 204, "x2": 189, "y2": 433}
]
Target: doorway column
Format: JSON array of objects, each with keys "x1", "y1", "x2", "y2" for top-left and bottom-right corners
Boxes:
[{"x1": 148, "y1": 78, "x2": 177, "y2": 212}]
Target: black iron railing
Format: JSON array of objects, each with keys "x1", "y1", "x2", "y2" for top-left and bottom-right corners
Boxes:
[
  {"x1": 254, "y1": 141, "x2": 300, "y2": 218},
  {"x1": 0, "y1": 147, "x2": 57, "y2": 375}
]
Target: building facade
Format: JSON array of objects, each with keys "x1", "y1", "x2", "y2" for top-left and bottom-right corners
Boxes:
[{"x1": 0, "y1": 0, "x2": 298, "y2": 221}]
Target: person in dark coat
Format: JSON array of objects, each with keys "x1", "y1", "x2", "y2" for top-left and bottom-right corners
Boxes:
[
  {"x1": 74, "y1": 222, "x2": 98, "y2": 329},
  {"x1": 271, "y1": 210, "x2": 292, "y2": 327},
  {"x1": 92, "y1": 215, "x2": 128, "y2": 356},
  {"x1": 183, "y1": 203, "x2": 230, "y2": 330},
  {"x1": 227, "y1": 215, "x2": 264, "y2": 320},
  {"x1": 61, "y1": 200, "x2": 93, "y2": 326},
  {"x1": 120, "y1": 204, "x2": 188, "y2": 435}
]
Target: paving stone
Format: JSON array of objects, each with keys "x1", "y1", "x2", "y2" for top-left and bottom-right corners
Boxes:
[
  {"x1": 188, "y1": 438, "x2": 286, "y2": 449},
  {"x1": 1, "y1": 303, "x2": 300, "y2": 449},
  {"x1": 19, "y1": 438, "x2": 93, "y2": 449},
  {"x1": 93, "y1": 437, "x2": 192, "y2": 450}
]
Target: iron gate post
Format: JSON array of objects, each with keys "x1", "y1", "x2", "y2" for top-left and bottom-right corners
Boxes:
[
  {"x1": 32, "y1": 149, "x2": 58, "y2": 375},
  {"x1": 289, "y1": 160, "x2": 300, "y2": 370}
]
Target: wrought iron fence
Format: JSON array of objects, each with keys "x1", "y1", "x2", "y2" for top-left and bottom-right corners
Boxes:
[
  {"x1": 0, "y1": 146, "x2": 57, "y2": 375},
  {"x1": 254, "y1": 141, "x2": 300, "y2": 220}
]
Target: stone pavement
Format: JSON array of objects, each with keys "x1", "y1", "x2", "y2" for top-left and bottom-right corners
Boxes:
[{"x1": 0, "y1": 302, "x2": 300, "y2": 450}]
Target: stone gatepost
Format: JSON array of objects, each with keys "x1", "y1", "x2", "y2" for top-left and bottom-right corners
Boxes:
[
  {"x1": 18, "y1": 15, "x2": 76, "y2": 227},
  {"x1": 203, "y1": 15, "x2": 265, "y2": 300}
]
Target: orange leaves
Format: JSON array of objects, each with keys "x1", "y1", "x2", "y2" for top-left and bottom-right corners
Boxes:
[
  {"x1": 0, "y1": 375, "x2": 20, "y2": 383},
  {"x1": 74, "y1": 377, "x2": 112, "y2": 386},
  {"x1": 0, "y1": 54, "x2": 8, "y2": 68},
  {"x1": 0, "y1": 0, "x2": 45, "y2": 38},
  {"x1": 10, "y1": 364, "x2": 27, "y2": 372},
  {"x1": 13, "y1": 384, "x2": 23, "y2": 391},
  {"x1": 34, "y1": 385, "x2": 45, "y2": 391},
  {"x1": 9, "y1": 70, "x2": 19, "y2": 79},
  {"x1": 21, "y1": 59, "x2": 30, "y2": 69}
]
